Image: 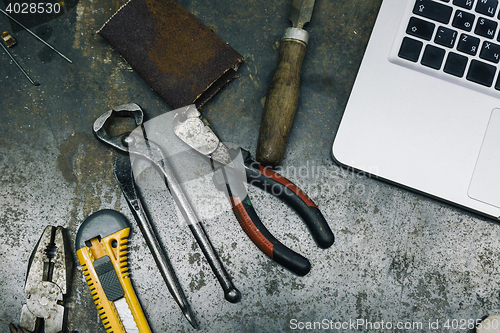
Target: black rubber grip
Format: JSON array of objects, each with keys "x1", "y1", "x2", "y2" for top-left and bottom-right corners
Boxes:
[
  {"x1": 230, "y1": 194, "x2": 311, "y2": 276},
  {"x1": 242, "y1": 151, "x2": 334, "y2": 249},
  {"x1": 93, "y1": 255, "x2": 124, "y2": 301}
]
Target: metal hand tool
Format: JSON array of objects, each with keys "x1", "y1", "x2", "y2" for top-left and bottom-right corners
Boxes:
[
  {"x1": 93, "y1": 103, "x2": 241, "y2": 303},
  {"x1": 0, "y1": 8, "x2": 72, "y2": 63},
  {"x1": 18, "y1": 226, "x2": 72, "y2": 333},
  {"x1": 76, "y1": 209, "x2": 151, "y2": 333},
  {"x1": 256, "y1": 0, "x2": 316, "y2": 167},
  {"x1": 114, "y1": 153, "x2": 198, "y2": 328},
  {"x1": 173, "y1": 106, "x2": 334, "y2": 276}
]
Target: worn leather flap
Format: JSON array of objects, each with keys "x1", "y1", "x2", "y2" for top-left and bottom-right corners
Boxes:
[{"x1": 98, "y1": 0, "x2": 244, "y2": 108}]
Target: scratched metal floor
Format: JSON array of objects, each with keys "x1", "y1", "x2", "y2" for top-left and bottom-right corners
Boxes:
[{"x1": 2, "y1": 0, "x2": 500, "y2": 332}]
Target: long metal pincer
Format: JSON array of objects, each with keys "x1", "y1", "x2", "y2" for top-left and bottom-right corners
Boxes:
[
  {"x1": 126, "y1": 134, "x2": 241, "y2": 304},
  {"x1": 114, "y1": 154, "x2": 198, "y2": 329}
]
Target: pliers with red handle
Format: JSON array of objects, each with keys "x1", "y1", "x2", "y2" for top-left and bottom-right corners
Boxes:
[{"x1": 173, "y1": 106, "x2": 334, "y2": 276}]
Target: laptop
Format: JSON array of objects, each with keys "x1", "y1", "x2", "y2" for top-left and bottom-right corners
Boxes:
[{"x1": 332, "y1": 0, "x2": 500, "y2": 221}]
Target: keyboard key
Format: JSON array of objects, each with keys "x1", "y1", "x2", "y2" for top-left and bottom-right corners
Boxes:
[
  {"x1": 467, "y1": 59, "x2": 496, "y2": 86},
  {"x1": 407, "y1": 17, "x2": 436, "y2": 40},
  {"x1": 480, "y1": 40, "x2": 500, "y2": 62},
  {"x1": 494, "y1": 74, "x2": 500, "y2": 90},
  {"x1": 452, "y1": 10, "x2": 475, "y2": 31},
  {"x1": 435, "y1": 26, "x2": 458, "y2": 47},
  {"x1": 475, "y1": 0, "x2": 498, "y2": 16},
  {"x1": 399, "y1": 37, "x2": 424, "y2": 62},
  {"x1": 453, "y1": 0, "x2": 475, "y2": 10},
  {"x1": 413, "y1": 0, "x2": 453, "y2": 24},
  {"x1": 421, "y1": 44, "x2": 446, "y2": 69},
  {"x1": 444, "y1": 52, "x2": 468, "y2": 76},
  {"x1": 457, "y1": 33, "x2": 481, "y2": 54},
  {"x1": 475, "y1": 17, "x2": 498, "y2": 38}
]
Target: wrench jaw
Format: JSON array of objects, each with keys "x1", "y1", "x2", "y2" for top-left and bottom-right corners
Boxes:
[
  {"x1": 93, "y1": 103, "x2": 144, "y2": 152},
  {"x1": 20, "y1": 226, "x2": 72, "y2": 333}
]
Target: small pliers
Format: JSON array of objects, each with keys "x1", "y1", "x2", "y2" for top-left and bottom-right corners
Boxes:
[
  {"x1": 17, "y1": 226, "x2": 72, "y2": 333},
  {"x1": 173, "y1": 106, "x2": 335, "y2": 276}
]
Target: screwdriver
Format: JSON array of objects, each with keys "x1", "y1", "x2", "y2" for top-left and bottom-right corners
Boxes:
[{"x1": 256, "y1": 0, "x2": 316, "y2": 167}]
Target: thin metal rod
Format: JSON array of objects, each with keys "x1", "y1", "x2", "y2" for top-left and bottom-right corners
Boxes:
[
  {"x1": 0, "y1": 42, "x2": 39, "y2": 85},
  {"x1": 0, "y1": 8, "x2": 72, "y2": 63}
]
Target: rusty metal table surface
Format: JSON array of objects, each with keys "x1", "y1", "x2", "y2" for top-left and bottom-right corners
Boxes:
[{"x1": 3, "y1": 0, "x2": 500, "y2": 332}]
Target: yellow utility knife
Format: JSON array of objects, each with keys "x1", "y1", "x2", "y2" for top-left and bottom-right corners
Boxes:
[{"x1": 76, "y1": 209, "x2": 151, "y2": 333}]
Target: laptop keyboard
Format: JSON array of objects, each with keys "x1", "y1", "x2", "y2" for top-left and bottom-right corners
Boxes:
[{"x1": 396, "y1": 0, "x2": 500, "y2": 90}]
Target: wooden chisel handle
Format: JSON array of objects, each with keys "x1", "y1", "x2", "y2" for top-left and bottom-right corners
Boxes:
[{"x1": 257, "y1": 30, "x2": 308, "y2": 167}]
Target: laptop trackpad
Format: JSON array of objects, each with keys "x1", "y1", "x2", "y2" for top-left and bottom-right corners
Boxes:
[{"x1": 468, "y1": 108, "x2": 500, "y2": 208}]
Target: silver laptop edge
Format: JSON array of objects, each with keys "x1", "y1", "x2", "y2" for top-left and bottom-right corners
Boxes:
[{"x1": 332, "y1": 0, "x2": 500, "y2": 221}]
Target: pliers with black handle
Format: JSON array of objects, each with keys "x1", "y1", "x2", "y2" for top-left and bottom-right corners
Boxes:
[{"x1": 173, "y1": 106, "x2": 334, "y2": 276}]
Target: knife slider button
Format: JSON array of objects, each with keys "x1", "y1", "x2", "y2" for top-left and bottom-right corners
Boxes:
[{"x1": 93, "y1": 255, "x2": 125, "y2": 302}]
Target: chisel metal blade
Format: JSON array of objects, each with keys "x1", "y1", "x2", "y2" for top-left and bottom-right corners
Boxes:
[{"x1": 289, "y1": 0, "x2": 316, "y2": 29}]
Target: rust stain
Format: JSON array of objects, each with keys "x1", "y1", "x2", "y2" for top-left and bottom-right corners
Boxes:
[{"x1": 57, "y1": 132, "x2": 120, "y2": 217}]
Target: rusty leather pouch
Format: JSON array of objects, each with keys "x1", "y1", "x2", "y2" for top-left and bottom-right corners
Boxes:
[{"x1": 98, "y1": 0, "x2": 244, "y2": 108}]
